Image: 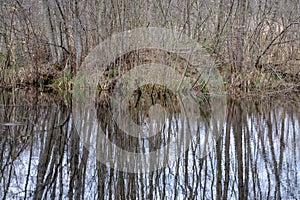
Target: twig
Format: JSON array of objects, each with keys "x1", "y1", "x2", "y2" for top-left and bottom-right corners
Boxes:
[{"x1": 254, "y1": 21, "x2": 299, "y2": 69}]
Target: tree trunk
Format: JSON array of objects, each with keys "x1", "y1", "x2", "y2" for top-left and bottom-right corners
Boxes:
[
  {"x1": 41, "y1": 0, "x2": 58, "y2": 63},
  {"x1": 74, "y1": 0, "x2": 82, "y2": 75}
]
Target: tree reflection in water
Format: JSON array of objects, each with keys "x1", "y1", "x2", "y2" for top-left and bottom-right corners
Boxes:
[{"x1": 0, "y1": 89, "x2": 299, "y2": 199}]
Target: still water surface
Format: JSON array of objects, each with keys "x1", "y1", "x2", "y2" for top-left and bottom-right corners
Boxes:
[{"x1": 0, "y1": 89, "x2": 299, "y2": 199}]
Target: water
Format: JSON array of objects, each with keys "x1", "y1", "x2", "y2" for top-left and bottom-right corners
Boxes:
[{"x1": 0, "y1": 89, "x2": 299, "y2": 199}]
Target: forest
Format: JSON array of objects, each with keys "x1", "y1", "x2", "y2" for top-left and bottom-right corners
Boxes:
[{"x1": 0, "y1": 0, "x2": 299, "y2": 95}]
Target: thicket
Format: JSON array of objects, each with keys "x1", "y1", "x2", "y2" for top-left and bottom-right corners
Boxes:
[{"x1": 0, "y1": 0, "x2": 299, "y2": 94}]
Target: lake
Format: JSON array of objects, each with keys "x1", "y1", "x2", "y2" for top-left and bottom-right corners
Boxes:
[{"x1": 0, "y1": 89, "x2": 299, "y2": 199}]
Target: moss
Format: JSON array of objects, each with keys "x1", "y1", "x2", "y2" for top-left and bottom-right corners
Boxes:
[{"x1": 108, "y1": 69, "x2": 115, "y2": 78}]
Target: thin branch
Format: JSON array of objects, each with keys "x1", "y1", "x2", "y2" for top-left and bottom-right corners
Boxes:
[{"x1": 254, "y1": 21, "x2": 299, "y2": 68}]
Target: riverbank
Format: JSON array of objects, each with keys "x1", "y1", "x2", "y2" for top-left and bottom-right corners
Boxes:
[{"x1": 0, "y1": 51, "x2": 299, "y2": 97}]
